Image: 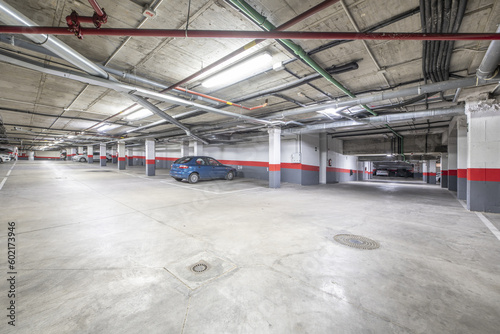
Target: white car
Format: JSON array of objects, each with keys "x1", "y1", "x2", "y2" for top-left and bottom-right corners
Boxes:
[
  {"x1": 0, "y1": 154, "x2": 11, "y2": 163},
  {"x1": 72, "y1": 152, "x2": 112, "y2": 162}
]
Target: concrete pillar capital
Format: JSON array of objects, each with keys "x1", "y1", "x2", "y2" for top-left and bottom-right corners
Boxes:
[{"x1": 465, "y1": 100, "x2": 500, "y2": 118}]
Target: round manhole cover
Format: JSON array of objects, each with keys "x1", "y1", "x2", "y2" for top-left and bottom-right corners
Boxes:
[
  {"x1": 191, "y1": 263, "x2": 208, "y2": 273},
  {"x1": 333, "y1": 234, "x2": 380, "y2": 250}
]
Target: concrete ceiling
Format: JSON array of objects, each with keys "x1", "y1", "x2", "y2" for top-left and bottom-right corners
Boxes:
[{"x1": 0, "y1": 0, "x2": 499, "y2": 151}]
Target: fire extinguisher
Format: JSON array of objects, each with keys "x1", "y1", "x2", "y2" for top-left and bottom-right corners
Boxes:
[{"x1": 328, "y1": 159, "x2": 332, "y2": 166}]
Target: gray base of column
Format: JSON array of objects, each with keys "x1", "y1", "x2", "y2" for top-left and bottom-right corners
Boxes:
[
  {"x1": 423, "y1": 175, "x2": 428, "y2": 183},
  {"x1": 441, "y1": 175, "x2": 448, "y2": 188},
  {"x1": 467, "y1": 180, "x2": 500, "y2": 213},
  {"x1": 428, "y1": 175, "x2": 436, "y2": 184},
  {"x1": 88, "y1": 157, "x2": 93, "y2": 164},
  {"x1": 457, "y1": 177, "x2": 467, "y2": 200},
  {"x1": 118, "y1": 160, "x2": 126, "y2": 170},
  {"x1": 448, "y1": 176, "x2": 457, "y2": 191},
  {"x1": 269, "y1": 171, "x2": 280, "y2": 188},
  {"x1": 100, "y1": 158, "x2": 106, "y2": 167},
  {"x1": 112, "y1": 157, "x2": 117, "y2": 164},
  {"x1": 146, "y1": 164, "x2": 155, "y2": 176}
]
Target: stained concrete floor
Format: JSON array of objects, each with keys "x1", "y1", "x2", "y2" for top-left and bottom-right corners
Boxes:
[{"x1": 1, "y1": 160, "x2": 500, "y2": 334}]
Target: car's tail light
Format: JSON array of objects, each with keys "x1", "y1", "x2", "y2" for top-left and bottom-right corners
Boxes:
[{"x1": 179, "y1": 165, "x2": 189, "y2": 169}]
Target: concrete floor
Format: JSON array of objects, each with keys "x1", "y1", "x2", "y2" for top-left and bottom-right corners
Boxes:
[{"x1": 1, "y1": 161, "x2": 500, "y2": 334}]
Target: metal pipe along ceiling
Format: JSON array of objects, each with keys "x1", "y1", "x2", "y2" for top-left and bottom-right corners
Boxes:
[
  {"x1": 477, "y1": 25, "x2": 500, "y2": 80},
  {"x1": 0, "y1": 52, "x2": 274, "y2": 126},
  {"x1": 0, "y1": 0, "x2": 108, "y2": 78},
  {"x1": 0, "y1": 26, "x2": 499, "y2": 40}
]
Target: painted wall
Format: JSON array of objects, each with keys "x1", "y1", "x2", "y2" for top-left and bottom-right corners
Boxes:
[
  {"x1": 34, "y1": 150, "x2": 61, "y2": 160},
  {"x1": 326, "y1": 138, "x2": 359, "y2": 183}
]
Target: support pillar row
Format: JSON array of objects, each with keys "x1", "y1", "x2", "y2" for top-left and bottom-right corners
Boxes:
[
  {"x1": 269, "y1": 128, "x2": 281, "y2": 188},
  {"x1": 466, "y1": 100, "x2": 500, "y2": 212},
  {"x1": 457, "y1": 117, "x2": 468, "y2": 200},
  {"x1": 118, "y1": 142, "x2": 126, "y2": 170},
  {"x1": 145, "y1": 139, "x2": 156, "y2": 176}
]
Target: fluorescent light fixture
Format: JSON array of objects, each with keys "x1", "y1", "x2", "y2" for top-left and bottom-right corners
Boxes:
[
  {"x1": 68, "y1": 135, "x2": 76, "y2": 139},
  {"x1": 97, "y1": 124, "x2": 119, "y2": 132},
  {"x1": 125, "y1": 109, "x2": 153, "y2": 121},
  {"x1": 202, "y1": 52, "x2": 272, "y2": 88},
  {"x1": 322, "y1": 108, "x2": 343, "y2": 115}
]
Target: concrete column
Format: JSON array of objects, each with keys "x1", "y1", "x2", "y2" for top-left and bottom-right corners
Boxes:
[
  {"x1": 422, "y1": 161, "x2": 428, "y2": 183},
  {"x1": 127, "y1": 148, "x2": 134, "y2": 166},
  {"x1": 145, "y1": 139, "x2": 156, "y2": 176},
  {"x1": 13, "y1": 147, "x2": 18, "y2": 161},
  {"x1": 78, "y1": 146, "x2": 84, "y2": 154},
  {"x1": 427, "y1": 160, "x2": 437, "y2": 184},
  {"x1": 268, "y1": 128, "x2": 281, "y2": 188},
  {"x1": 448, "y1": 130, "x2": 458, "y2": 191},
  {"x1": 192, "y1": 141, "x2": 203, "y2": 156},
  {"x1": 441, "y1": 154, "x2": 448, "y2": 188},
  {"x1": 118, "y1": 142, "x2": 126, "y2": 170},
  {"x1": 181, "y1": 141, "x2": 189, "y2": 157},
  {"x1": 466, "y1": 100, "x2": 500, "y2": 212},
  {"x1": 457, "y1": 117, "x2": 468, "y2": 200},
  {"x1": 87, "y1": 145, "x2": 94, "y2": 164},
  {"x1": 68, "y1": 147, "x2": 77, "y2": 161},
  {"x1": 112, "y1": 145, "x2": 118, "y2": 164},
  {"x1": 319, "y1": 133, "x2": 327, "y2": 184},
  {"x1": 99, "y1": 143, "x2": 106, "y2": 167}
]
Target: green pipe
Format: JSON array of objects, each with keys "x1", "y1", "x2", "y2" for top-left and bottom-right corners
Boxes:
[{"x1": 229, "y1": 0, "x2": 377, "y2": 115}]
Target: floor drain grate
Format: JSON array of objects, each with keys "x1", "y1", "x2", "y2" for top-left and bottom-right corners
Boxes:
[
  {"x1": 333, "y1": 234, "x2": 380, "y2": 250},
  {"x1": 190, "y1": 261, "x2": 209, "y2": 273}
]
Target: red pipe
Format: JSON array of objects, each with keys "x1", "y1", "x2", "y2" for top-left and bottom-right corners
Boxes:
[
  {"x1": 164, "y1": 0, "x2": 341, "y2": 91},
  {"x1": 88, "y1": 0, "x2": 105, "y2": 17},
  {"x1": 1, "y1": 26, "x2": 499, "y2": 41}
]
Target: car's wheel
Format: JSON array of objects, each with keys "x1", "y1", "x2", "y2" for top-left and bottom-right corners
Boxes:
[
  {"x1": 188, "y1": 173, "x2": 199, "y2": 184},
  {"x1": 79, "y1": 157, "x2": 86, "y2": 162},
  {"x1": 174, "y1": 178, "x2": 182, "y2": 182},
  {"x1": 0, "y1": 158, "x2": 3, "y2": 163},
  {"x1": 226, "y1": 171, "x2": 235, "y2": 181}
]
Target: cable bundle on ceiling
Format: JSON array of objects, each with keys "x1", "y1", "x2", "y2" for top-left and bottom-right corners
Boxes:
[{"x1": 420, "y1": 0, "x2": 468, "y2": 83}]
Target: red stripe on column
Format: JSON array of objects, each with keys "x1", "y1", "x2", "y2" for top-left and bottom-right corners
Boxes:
[
  {"x1": 118, "y1": 157, "x2": 125, "y2": 161},
  {"x1": 442, "y1": 170, "x2": 448, "y2": 176},
  {"x1": 88, "y1": 155, "x2": 93, "y2": 158},
  {"x1": 457, "y1": 169, "x2": 467, "y2": 179},
  {"x1": 468, "y1": 168, "x2": 500, "y2": 182},
  {"x1": 448, "y1": 170, "x2": 457, "y2": 176},
  {"x1": 146, "y1": 159, "x2": 155, "y2": 165},
  {"x1": 269, "y1": 164, "x2": 281, "y2": 171},
  {"x1": 100, "y1": 156, "x2": 106, "y2": 160}
]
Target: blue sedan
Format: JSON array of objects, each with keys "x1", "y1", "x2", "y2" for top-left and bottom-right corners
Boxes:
[{"x1": 170, "y1": 156, "x2": 237, "y2": 183}]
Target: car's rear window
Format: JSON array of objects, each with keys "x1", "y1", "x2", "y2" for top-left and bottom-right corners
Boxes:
[{"x1": 175, "y1": 157, "x2": 192, "y2": 164}]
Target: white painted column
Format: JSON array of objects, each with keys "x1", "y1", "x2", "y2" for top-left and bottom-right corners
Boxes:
[
  {"x1": 428, "y1": 160, "x2": 437, "y2": 184},
  {"x1": 87, "y1": 145, "x2": 94, "y2": 164},
  {"x1": 319, "y1": 133, "x2": 327, "y2": 184},
  {"x1": 145, "y1": 139, "x2": 156, "y2": 176},
  {"x1": 192, "y1": 141, "x2": 203, "y2": 156},
  {"x1": 268, "y1": 128, "x2": 281, "y2": 188},
  {"x1": 112, "y1": 145, "x2": 117, "y2": 164},
  {"x1": 466, "y1": 100, "x2": 500, "y2": 212},
  {"x1": 457, "y1": 117, "x2": 468, "y2": 200},
  {"x1": 99, "y1": 143, "x2": 106, "y2": 166},
  {"x1": 68, "y1": 147, "x2": 77, "y2": 161},
  {"x1": 118, "y1": 142, "x2": 126, "y2": 170},
  {"x1": 448, "y1": 129, "x2": 458, "y2": 191},
  {"x1": 422, "y1": 161, "x2": 428, "y2": 183},
  {"x1": 181, "y1": 141, "x2": 189, "y2": 157},
  {"x1": 441, "y1": 154, "x2": 448, "y2": 188},
  {"x1": 78, "y1": 146, "x2": 84, "y2": 154},
  {"x1": 126, "y1": 148, "x2": 134, "y2": 166}
]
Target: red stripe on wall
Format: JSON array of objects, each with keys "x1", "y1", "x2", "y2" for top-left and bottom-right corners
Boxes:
[
  {"x1": 423, "y1": 172, "x2": 436, "y2": 176},
  {"x1": 269, "y1": 164, "x2": 281, "y2": 171},
  {"x1": 457, "y1": 169, "x2": 467, "y2": 179},
  {"x1": 219, "y1": 159, "x2": 268, "y2": 167},
  {"x1": 326, "y1": 167, "x2": 352, "y2": 173},
  {"x1": 133, "y1": 155, "x2": 146, "y2": 159},
  {"x1": 442, "y1": 170, "x2": 449, "y2": 176},
  {"x1": 156, "y1": 157, "x2": 178, "y2": 161},
  {"x1": 118, "y1": 157, "x2": 126, "y2": 161},
  {"x1": 468, "y1": 168, "x2": 500, "y2": 182},
  {"x1": 146, "y1": 159, "x2": 155, "y2": 165},
  {"x1": 448, "y1": 169, "x2": 457, "y2": 176}
]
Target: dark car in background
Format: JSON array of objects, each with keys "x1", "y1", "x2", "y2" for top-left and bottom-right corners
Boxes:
[{"x1": 170, "y1": 156, "x2": 236, "y2": 183}]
